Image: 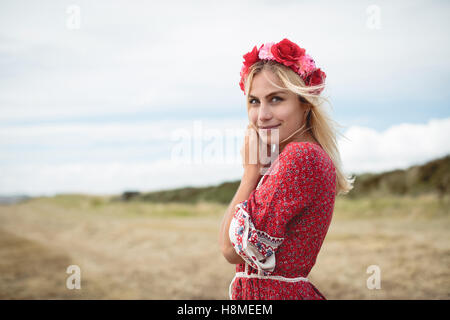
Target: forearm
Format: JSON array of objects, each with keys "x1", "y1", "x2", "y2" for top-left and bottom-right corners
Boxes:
[{"x1": 219, "y1": 173, "x2": 260, "y2": 264}]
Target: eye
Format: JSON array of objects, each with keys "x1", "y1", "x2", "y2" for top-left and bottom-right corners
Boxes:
[
  {"x1": 271, "y1": 96, "x2": 282, "y2": 102},
  {"x1": 248, "y1": 96, "x2": 283, "y2": 104}
]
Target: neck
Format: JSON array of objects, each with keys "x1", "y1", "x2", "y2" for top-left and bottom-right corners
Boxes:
[{"x1": 279, "y1": 130, "x2": 319, "y2": 153}]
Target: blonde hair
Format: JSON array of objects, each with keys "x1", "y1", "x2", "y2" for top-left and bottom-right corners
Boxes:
[{"x1": 244, "y1": 60, "x2": 355, "y2": 196}]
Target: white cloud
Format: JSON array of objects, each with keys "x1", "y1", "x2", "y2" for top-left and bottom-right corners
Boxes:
[
  {"x1": 1, "y1": 117, "x2": 449, "y2": 196},
  {"x1": 0, "y1": 0, "x2": 449, "y2": 122},
  {"x1": 339, "y1": 117, "x2": 450, "y2": 174},
  {"x1": 0, "y1": 118, "x2": 248, "y2": 148},
  {"x1": 0, "y1": 160, "x2": 244, "y2": 197},
  {"x1": 1, "y1": 0, "x2": 449, "y2": 196}
]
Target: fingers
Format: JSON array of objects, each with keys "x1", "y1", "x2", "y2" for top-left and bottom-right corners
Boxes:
[{"x1": 245, "y1": 128, "x2": 259, "y2": 164}]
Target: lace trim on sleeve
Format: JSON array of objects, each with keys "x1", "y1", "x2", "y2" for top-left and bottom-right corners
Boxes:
[{"x1": 228, "y1": 200, "x2": 284, "y2": 275}]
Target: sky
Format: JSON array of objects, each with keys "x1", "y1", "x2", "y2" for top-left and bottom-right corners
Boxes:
[{"x1": 0, "y1": 0, "x2": 449, "y2": 196}]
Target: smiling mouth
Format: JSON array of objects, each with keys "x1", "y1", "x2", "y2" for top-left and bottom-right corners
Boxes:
[{"x1": 259, "y1": 124, "x2": 281, "y2": 130}]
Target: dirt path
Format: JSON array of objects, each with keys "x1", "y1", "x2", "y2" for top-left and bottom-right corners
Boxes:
[{"x1": 0, "y1": 196, "x2": 448, "y2": 299}]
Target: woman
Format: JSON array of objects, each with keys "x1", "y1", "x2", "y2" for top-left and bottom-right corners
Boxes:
[{"x1": 219, "y1": 38, "x2": 354, "y2": 300}]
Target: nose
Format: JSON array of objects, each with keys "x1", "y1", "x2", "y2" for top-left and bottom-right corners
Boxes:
[{"x1": 258, "y1": 103, "x2": 273, "y2": 121}]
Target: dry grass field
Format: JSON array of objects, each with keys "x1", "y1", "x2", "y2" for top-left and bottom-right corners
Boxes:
[{"x1": 0, "y1": 194, "x2": 448, "y2": 299}]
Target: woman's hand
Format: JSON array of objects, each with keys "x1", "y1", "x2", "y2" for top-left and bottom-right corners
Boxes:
[
  {"x1": 240, "y1": 124, "x2": 259, "y2": 179},
  {"x1": 240, "y1": 124, "x2": 271, "y2": 181}
]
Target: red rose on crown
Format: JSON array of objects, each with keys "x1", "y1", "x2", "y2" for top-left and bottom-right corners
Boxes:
[
  {"x1": 238, "y1": 38, "x2": 326, "y2": 94},
  {"x1": 305, "y1": 68, "x2": 326, "y2": 86},
  {"x1": 270, "y1": 38, "x2": 306, "y2": 67},
  {"x1": 239, "y1": 73, "x2": 246, "y2": 92},
  {"x1": 242, "y1": 45, "x2": 262, "y2": 68},
  {"x1": 239, "y1": 44, "x2": 263, "y2": 92}
]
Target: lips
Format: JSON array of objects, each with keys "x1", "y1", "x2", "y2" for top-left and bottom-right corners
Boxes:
[{"x1": 259, "y1": 124, "x2": 281, "y2": 129}]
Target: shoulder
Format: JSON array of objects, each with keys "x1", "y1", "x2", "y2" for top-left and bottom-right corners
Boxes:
[
  {"x1": 274, "y1": 142, "x2": 318, "y2": 176},
  {"x1": 280, "y1": 142, "x2": 335, "y2": 174},
  {"x1": 281, "y1": 141, "x2": 322, "y2": 161}
]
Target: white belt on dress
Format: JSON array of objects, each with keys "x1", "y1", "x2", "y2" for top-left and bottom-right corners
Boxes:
[{"x1": 228, "y1": 263, "x2": 309, "y2": 300}]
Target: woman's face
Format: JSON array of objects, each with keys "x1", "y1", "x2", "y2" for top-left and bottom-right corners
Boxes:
[{"x1": 247, "y1": 69, "x2": 307, "y2": 146}]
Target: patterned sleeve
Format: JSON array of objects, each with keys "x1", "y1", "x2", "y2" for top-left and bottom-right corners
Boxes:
[{"x1": 229, "y1": 142, "x2": 317, "y2": 275}]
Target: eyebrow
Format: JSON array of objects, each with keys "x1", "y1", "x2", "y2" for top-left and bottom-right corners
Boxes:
[{"x1": 248, "y1": 91, "x2": 287, "y2": 99}]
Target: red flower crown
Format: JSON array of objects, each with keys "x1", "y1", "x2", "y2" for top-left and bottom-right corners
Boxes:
[{"x1": 239, "y1": 38, "x2": 326, "y2": 95}]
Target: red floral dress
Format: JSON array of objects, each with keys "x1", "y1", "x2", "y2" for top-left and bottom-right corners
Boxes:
[{"x1": 228, "y1": 141, "x2": 336, "y2": 300}]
